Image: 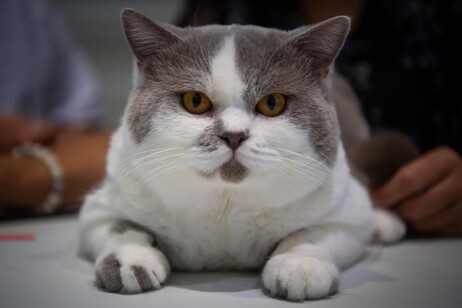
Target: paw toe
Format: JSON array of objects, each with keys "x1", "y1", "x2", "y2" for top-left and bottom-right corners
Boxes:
[
  {"x1": 96, "y1": 253, "x2": 123, "y2": 292},
  {"x1": 131, "y1": 265, "x2": 161, "y2": 291},
  {"x1": 95, "y1": 246, "x2": 169, "y2": 294},
  {"x1": 263, "y1": 255, "x2": 339, "y2": 301}
]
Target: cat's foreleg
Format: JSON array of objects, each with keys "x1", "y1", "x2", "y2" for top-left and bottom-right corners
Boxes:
[
  {"x1": 262, "y1": 225, "x2": 368, "y2": 301},
  {"x1": 79, "y1": 191, "x2": 170, "y2": 293}
]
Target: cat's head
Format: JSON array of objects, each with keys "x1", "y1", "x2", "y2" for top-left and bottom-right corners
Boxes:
[{"x1": 120, "y1": 9, "x2": 349, "y2": 188}]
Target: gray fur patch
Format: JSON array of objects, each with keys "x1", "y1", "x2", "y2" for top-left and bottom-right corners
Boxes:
[
  {"x1": 351, "y1": 130, "x2": 419, "y2": 187},
  {"x1": 233, "y1": 26, "x2": 340, "y2": 164},
  {"x1": 131, "y1": 265, "x2": 155, "y2": 291},
  {"x1": 219, "y1": 159, "x2": 248, "y2": 183},
  {"x1": 275, "y1": 278, "x2": 289, "y2": 298},
  {"x1": 97, "y1": 253, "x2": 123, "y2": 292},
  {"x1": 127, "y1": 27, "x2": 226, "y2": 143},
  {"x1": 196, "y1": 119, "x2": 224, "y2": 152},
  {"x1": 329, "y1": 278, "x2": 339, "y2": 296}
]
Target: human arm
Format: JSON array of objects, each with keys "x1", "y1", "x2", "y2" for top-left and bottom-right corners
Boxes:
[{"x1": 0, "y1": 131, "x2": 111, "y2": 212}]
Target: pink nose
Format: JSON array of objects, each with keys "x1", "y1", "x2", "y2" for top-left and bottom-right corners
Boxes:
[{"x1": 219, "y1": 132, "x2": 248, "y2": 150}]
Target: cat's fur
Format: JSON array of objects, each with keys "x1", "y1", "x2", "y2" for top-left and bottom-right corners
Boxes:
[{"x1": 78, "y1": 9, "x2": 405, "y2": 301}]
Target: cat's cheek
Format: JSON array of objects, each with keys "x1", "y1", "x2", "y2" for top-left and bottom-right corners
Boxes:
[
  {"x1": 235, "y1": 151, "x2": 274, "y2": 177},
  {"x1": 191, "y1": 147, "x2": 233, "y2": 175},
  {"x1": 251, "y1": 119, "x2": 308, "y2": 156},
  {"x1": 151, "y1": 112, "x2": 211, "y2": 142}
]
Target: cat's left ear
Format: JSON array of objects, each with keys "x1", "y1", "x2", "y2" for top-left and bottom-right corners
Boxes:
[
  {"x1": 289, "y1": 16, "x2": 351, "y2": 77},
  {"x1": 121, "y1": 8, "x2": 181, "y2": 61}
]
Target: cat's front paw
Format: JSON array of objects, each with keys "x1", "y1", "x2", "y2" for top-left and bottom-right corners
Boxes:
[
  {"x1": 262, "y1": 254, "x2": 339, "y2": 301},
  {"x1": 373, "y1": 208, "x2": 406, "y2": 244},
  {"x1": 95, "y1": 244, "x2": 170, "y2": 293}
]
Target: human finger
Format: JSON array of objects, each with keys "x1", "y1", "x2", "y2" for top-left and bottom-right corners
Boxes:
[
  {"x1": 372, "y1": 147, "x2": 460, "y2": 208},
  {"x1": 438, "y1": 221, "x2": 462, "y2": 237},
  {"x1": 410, "y1": 200, "x2": 462, "y2": 234},
  {"x1": 395, "y1": 167, "x2": 462, "y2": 222}
]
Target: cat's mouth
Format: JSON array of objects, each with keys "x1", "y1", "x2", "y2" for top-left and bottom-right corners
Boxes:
[
  {"x1": 195, "y1": 156, "x2": 248, "y2": 183},
  {"x1": 219, "y1": 158, "x2": 248, "y2": 183}
]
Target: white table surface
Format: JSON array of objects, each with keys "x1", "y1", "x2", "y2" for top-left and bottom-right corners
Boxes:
[{"x1": 1, "y1": 215, "x2": 461, "y2": 308}]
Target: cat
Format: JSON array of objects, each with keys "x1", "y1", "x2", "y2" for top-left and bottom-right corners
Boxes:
[{"x1": 78, "y1": 8, "x2": 406, "y2": 301}]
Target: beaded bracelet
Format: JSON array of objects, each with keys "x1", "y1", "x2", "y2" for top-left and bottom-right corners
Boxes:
[{"x1": 12, "y1": 143, "x2": 64, "y2": 214}]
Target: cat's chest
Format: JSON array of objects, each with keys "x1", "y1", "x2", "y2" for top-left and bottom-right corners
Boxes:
[
  {"x1": 142, "y1": 200, "x2": 299, "y2": 270},
  {"x1": 116, "y1": 180, "x2": 320, "y2": 270}
]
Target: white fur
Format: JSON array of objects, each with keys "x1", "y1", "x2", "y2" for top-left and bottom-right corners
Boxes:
[
  {"x1": 373, "y1": 207, "x2": 406, "y2": 244},
  {"x1": 220, "y1": 106, "x2": 252, "y2": 133},
  {"x1": 132, "y1": 60, "x2": 145, "y2": 88},
  {"x1": 208, "y1": 35, "x2": 246, "y2": 107},
  {"x1": 78, "y1": 35, "x2": 405, "y2": 300},
  {"x1": 262, "y1": 254, "x2": 339, "y2": 300}
]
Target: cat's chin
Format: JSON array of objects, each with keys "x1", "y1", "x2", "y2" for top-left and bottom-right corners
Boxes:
[
  {"x1": 194, "y1": 158, "x2": 248, "y2": 184},
  {"x1": 219, "y1": 158, "x2": 248, "y2": 183}
]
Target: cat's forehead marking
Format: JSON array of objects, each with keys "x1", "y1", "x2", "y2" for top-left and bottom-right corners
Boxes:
[{"x1": 208, "y1": 35, "x2": 245, "y2": 107}]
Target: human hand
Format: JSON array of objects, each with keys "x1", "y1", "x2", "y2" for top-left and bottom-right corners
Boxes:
[
  {"x1": 371, "y1": 146, "x2": 462, "y2": 236},
  {"x1": 0, "y1": 115, "x2": 57, "y2": 152}
]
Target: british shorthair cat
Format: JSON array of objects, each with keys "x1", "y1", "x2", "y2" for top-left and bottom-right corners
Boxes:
[{"x1": 78, "y1": 9, "x2": 405, "y2": 301}]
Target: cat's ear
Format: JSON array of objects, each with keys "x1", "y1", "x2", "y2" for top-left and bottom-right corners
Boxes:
[
  {"x1": 289, "y1": 16, "x2": 350, "y2": 76},
  {"x1": 121, "y1": 8, "x2": 180, "y2": 61}
]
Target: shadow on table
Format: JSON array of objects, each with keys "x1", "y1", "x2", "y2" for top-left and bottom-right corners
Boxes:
[
  {"x1": 339, "y1": 247, "x2": 394, "y2": 293},
  {"x1": 43, "y1": 232, "x2": 393, "y2": 298},
  {"x1": 168, "y1": 271, "x2": 261, "y2": 292},
  {"x1": 168, "y1": 247, "x2": 394, "y2": 298}
]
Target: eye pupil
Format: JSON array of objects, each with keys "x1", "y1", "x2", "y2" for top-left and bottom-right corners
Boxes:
[
  {"x1": 192, "y1": 93, "x2": 202, "y2": 108},
  {"x1": 266, "y1": 95, "x2": 277, "y2": 110}
]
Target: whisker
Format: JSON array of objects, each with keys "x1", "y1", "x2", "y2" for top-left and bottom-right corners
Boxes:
[
  {"x1": 118, "y1": 148, "x2": 190, "y2": 190},
  {"x1": 118, "y1": 147, "x2": 183, "y2": 176},
  {"x1": 281, "y1": 163, "x2": 332, "y2": 192},
  {"x1": 131, "y1": 148, "x2": 183, "y2": 164},
  {"x1": 274, "y1": 147, "x2": 331, "y2": 174},
  {"x1": 129, "y1": 158, "x2": 189, "y2": 189},
  {"x1": 271, "y1": 146, "x2": 333, "y2": 191},
  {"x1": 119, "y1": 147, "x2": 181, "y2": 170},
  {"x1": 134, "y1": 153, "x2": 187, "y2": 170},
  {"x1": 277, "y1": 156, "x2": 331, "y2": 182},
  {"x1": 281, "y1": 144, "x2": 334, "y2": 166},
  {"x1": 154, "y1": 161, "x2": 190, "y2": 181}
]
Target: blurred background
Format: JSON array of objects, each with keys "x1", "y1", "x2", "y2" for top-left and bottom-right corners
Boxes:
[
  {"x1": 2, "y1": 0, "x2": 461, "y2": 234},
  {"x1": 52, "y1": 0, "x2": 186, "y2": 128}
]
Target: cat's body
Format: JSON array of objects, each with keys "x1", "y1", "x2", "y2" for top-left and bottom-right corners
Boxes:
[
  {"x1": 79, "y1": 9, "x2": 405, "y2": 300},
  {"x1": 82, "y1": 137, "x2": 371, "y2": 271}
]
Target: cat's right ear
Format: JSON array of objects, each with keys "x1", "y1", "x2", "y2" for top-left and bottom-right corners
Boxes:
[
  {"x1": 121, "y1": 9, "x2": 180, "y2": 61},
  {"x1": 288, "y1": 16, "x2": 351, "y2": 77}
]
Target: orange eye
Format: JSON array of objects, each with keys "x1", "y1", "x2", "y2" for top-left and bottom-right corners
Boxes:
[
  {"x1": 182, "y1": 91, "x2": 212, "y2": 114},
  {"x1": 256, "y1": 93, "x2": 286, "y2": 117}
]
